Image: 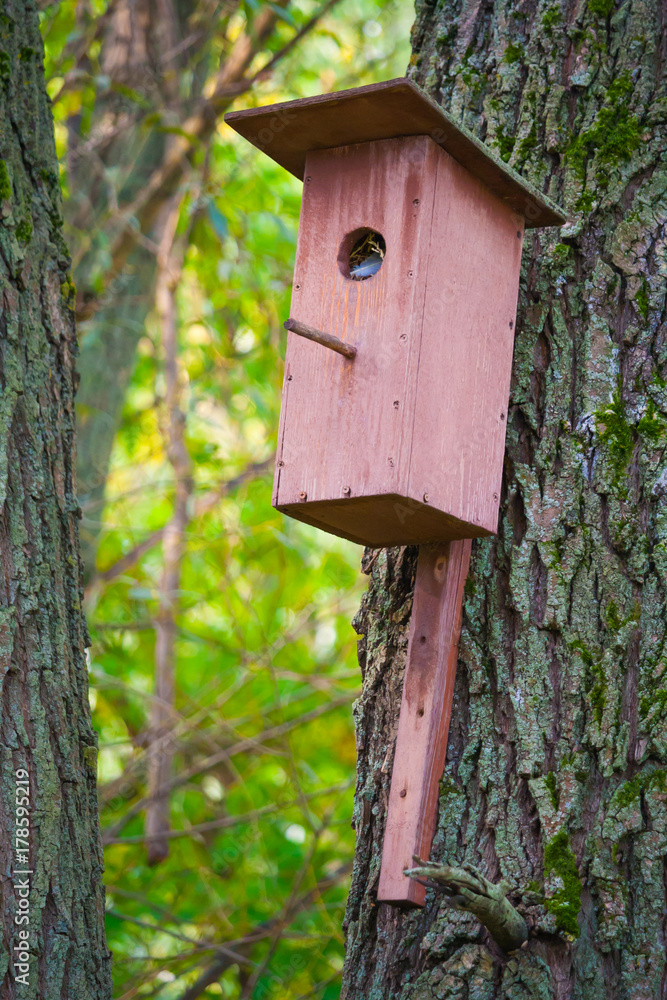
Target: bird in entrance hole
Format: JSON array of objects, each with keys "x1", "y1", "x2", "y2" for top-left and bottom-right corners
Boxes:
[{"x1": 349, "y1": 231, "x2": 385, "y2": 280}]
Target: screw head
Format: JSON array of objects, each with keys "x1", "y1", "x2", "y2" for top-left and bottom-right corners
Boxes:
[
  {"x1": 393, "y1": 400, "x2": 399, "y2": 409},
  {"x1": 413, "y1": 198, "x2": 419, "y2": 206},
  {"x1": 277, "y1": 460, "x2": 284, "y2": 467},
  {"x1": 493, "y1": 492, "x2": 499, "y2": 501},
  {"x1": 408, "y1": 270, "x2": 414, "y2": 277},
  {"x1": 295, "y1": 283, "x2": 301, "y2": 290},
  {"x1": 343, "y1": 486, "x2": 351, "y2": 496},
  {"x1": 500, "y1": 412, "x2": 505, "y2": 420},
  {"x1": 298, "y1": 491, "x2": 307, "y2": 501},
  {"x1": 423, "y1": 492, "x2": 429, "y2": 503},
  {"x1": 400, "y1": 789, "x2": 407, "y2": 798},
  {"x1": 306, "y1": 176, "x2": 312, "y2": 183},
  {"x1": 509, "y1": 320, "x2": 514, "y2": 329}
]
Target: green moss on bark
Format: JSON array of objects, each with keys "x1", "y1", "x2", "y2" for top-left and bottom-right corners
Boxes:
[
  {"x1": 0, "y1": 160, "x2": 10, "y2": 200},
  {"x1": 545, "y1": 771, "x2": 560, "y2": 810},
  {"x1": 615, "y1": 768, "x2": 667, "y2": 809},
  {"x1": 588, "y1": 0, "x2": 615, "y2": 16},
  {"x1": 15, "y1": 217, "x2": 31, "y2": 242},
  {"x1": 543, "y1": 831, "x2": 582, "y2": 937},
  {"x1": 566, "y1": 74, "x2": 642, "y2": 209}
]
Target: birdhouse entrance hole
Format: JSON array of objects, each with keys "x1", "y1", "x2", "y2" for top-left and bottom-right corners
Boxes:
[{"x1": 339, "y1": 228, "x2": 385, "y2": 281}]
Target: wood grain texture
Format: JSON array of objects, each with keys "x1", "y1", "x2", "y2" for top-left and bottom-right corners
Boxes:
[
  {"x1": 377, "y1": 540, "x2": 471, "y2": 907},
  {"x1": 274, "y1": 136, "x2": 439, "y2": 530},
  {"x1": 274, "y1": 136, "x2": 524, "y2": 548},
  {"x1": 408, "y1": 152, "x2": 525, "y2": 537},
  {"x1": 224, "y1": 78, "x2": 565, "y2": 227}
]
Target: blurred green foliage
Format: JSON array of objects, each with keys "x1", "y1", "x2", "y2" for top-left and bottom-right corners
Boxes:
[{"x1": 40, "y1": 1, "x2": 411, "y2": 997}]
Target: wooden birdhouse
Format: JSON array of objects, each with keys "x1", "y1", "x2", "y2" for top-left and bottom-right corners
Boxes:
[
  {"x1": 226, "y1": 80, "x2": 565, "y2": 909},
  {"x1": 226, "y1": 79, "x2": 565, "y2": 548}
]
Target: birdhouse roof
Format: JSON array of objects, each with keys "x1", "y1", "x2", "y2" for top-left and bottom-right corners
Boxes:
[{"x1": 224, "y1": 78, "x2": 566, "y2": 229}]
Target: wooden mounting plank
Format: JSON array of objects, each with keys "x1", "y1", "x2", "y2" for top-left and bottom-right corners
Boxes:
[
  {"x1": 378, "y1": 539, "x2": 472, "y2": 907},
  {"x1": 224, "y1": 78, "x2": 566, "y2": 228}
]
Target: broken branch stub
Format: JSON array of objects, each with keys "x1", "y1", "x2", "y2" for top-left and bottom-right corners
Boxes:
[{"x1": 404, "y1": 858, "x2": 529, "y2": 952}]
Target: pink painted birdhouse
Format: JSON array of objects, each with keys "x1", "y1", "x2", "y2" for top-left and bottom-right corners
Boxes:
[
  {"x1": 226, "y1": 80, "x2": 565, "y2": 549},
  {"x1": 227, "y1": 80, "x2": 566, "y2": 910}
]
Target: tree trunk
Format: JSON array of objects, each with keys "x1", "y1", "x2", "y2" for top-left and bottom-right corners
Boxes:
[
  {"x1": 69, "y1": 0, "x2": 283, "y2": 581},
  {"x1": 69, "y1": 0, "x2": 192, "y2": 580},
  {"x1": 0, "y1": 3, "x2": 111, "y2": 996},
  {"x1": 342, "y1": 3, "x2": 667, "y2": 998}
]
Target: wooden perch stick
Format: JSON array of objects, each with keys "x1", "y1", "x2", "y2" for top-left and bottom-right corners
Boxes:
[{"x1": 284, "y1": 317, "x2": 357, "y2": 359}]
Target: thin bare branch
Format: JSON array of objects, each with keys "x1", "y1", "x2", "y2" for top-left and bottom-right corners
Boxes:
[
  {"x1": 104, "y1": 779, "x2": 352, "y2": 845},
  {"x1": 101, "y1": 693, "x2": 356, "y2": 840},
  {"x1": 174, "y1": 863, "x2": 352, "y2": 1000},
  {"x1": 75, "y1": 0, "x2": 342, "y2": 323},
  {"x1": 247, "y1": 0, "x2": 342, "y2": 87},
  {"x1": 145, "y1": 194, "x2": 194, "y2": 865},
  {"x1": 86, "y1": 457, "x2": 272, "y2": 596},
  {"x1": 238, "y1": 809, "x2": 334, "y2": 1000},
  {"x1": 75, "y1": 3, "x2": 282, "y2": 322}
]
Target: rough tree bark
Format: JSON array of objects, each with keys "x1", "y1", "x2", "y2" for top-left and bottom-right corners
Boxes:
[
  {"x1": 342, "y1": 2, "x2": 667, "y2": 998},
  {"x1": 0, "y1": 2, "x2": 111, "y2": 996}
]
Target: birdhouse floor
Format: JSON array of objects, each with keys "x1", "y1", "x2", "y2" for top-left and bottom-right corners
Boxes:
[{"x1": 277, "y1": 494, "x2": 490, "y2": 548}]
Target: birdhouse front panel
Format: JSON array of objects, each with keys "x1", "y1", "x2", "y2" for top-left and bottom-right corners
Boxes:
[
  {"x1": 273, "y1": 135, "x2": 442, "y2": 546},
  {"x1": 273, "y1": 134, "x2": 524, "y2": 548}
]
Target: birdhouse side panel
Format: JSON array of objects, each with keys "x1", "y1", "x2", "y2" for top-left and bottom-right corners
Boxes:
[
  {"x1": 274, "y1": 137, "x2": 440, "y2": 545},
  {"x1": 408, "y1": 148, "x2": 525, "y2": 536}
]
